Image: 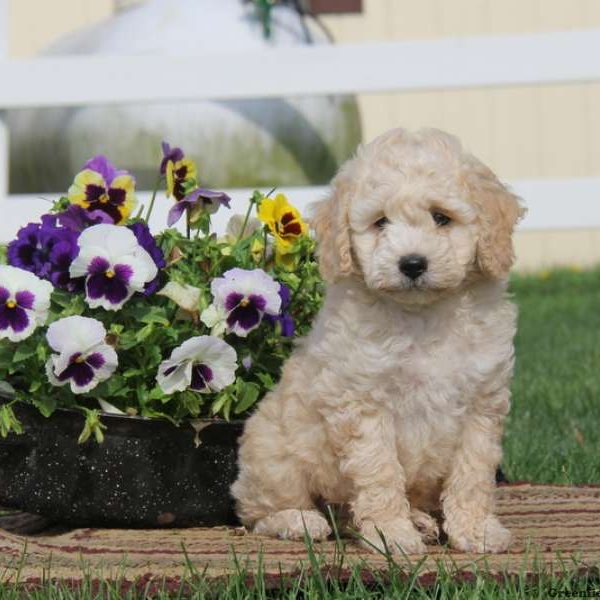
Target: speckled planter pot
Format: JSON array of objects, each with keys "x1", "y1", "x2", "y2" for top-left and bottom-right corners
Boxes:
[{"x1": 0, "y1": 399, "x2": 244, "y2": 528}]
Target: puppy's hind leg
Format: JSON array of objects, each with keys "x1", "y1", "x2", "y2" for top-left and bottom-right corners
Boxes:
[{"x1": 231, "y1": 411, "x2": 331, "y2": 541}]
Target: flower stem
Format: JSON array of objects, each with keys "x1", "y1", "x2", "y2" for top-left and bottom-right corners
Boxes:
[
  {"x1": 237, "y1": 197, "x2": 255, "y2": 243},
  {"x1": 144, "y1": 175, "x2": 163, "y2": 224},
  {"x1": 186, "y1": 210, "x2": 191, "y2": 240},
  {"x1": 262, "y1": 228, "x2": 268, "y2": 266}
]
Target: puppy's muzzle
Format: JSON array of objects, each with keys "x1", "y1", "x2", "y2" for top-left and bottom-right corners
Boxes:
[{"x1": 399, "y1": 254, "x2": 428, "y2": 280}]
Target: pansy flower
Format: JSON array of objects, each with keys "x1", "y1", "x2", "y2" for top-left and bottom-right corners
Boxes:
[
  {"x1": 210, "y1": 268, "x2": 281, "y2": 337},
  {"x1": 200, "y1": 302, "x2": 228, "y2": 337},
  {"x1": 46, "y1": 316, "x2": 118, "y2": 394},
  {"x1": 67, "y1": 155, "x2": 137, "y2": 224},
  {"x1": 160, "y1": 141, "x2": 184, "y2": 175},
  {"x1": 157, "y1": 336, "x2": 237, "y2": 395},
  {"x1": 7, "y1": 215, "x2": 80, "y2": 291},
  {"x1": 127, "y1": 222, "x2": 166, "y2": 295},
  {"x1": 264, "y1": 283, "x2": 295, "y2": 337},
  {"x1": 167, "y1": 188, "x2": 232, "y2": 227},
  {"x1": 58, "y1": 204, "x2": 114, "y2": 232},
  {"x1": 69, "y1": 224, "x2": 158, "y2": 311},
  {"x1": 258, "y1": 193, "x2": 308, "y2": 252},
  {"x1": 0, "y1": 265, "x2": 53, "y2": 342},
  {"x1": 161, "y1": 142, "x2": 198, "y2": 201}
]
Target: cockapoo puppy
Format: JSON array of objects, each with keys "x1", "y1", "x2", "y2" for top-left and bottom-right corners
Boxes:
[{"x1": 231, "y1": 128, "x2": 525, "y2": 554}]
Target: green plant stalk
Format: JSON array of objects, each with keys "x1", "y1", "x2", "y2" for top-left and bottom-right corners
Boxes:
[
  {"x1": 237, "y1": 197, "x2": 256, "y2": 243},
  {"x1": 143, "y1": 174, "x2": 163, "y2": 223}
]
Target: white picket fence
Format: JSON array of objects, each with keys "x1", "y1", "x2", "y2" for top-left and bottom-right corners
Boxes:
[{"x1": 2, "y1": 14, "x2": 600, "y2": 240}]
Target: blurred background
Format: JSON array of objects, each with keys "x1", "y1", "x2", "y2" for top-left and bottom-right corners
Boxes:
[{"x1": 2, "y1": 0, "x2": 600, "y2": 270}]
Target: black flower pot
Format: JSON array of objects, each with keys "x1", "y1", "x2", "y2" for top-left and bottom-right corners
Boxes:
[{"x1": 0, "y1": 399, "x2": 244, "y2": 528}]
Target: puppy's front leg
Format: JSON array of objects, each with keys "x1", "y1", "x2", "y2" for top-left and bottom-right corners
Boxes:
[
  {"x1": 327, "y1": 408, "x2": 426, "y2": 554},
  {"x1": 441, "y1": 394, "x2": 512, "y2": 553}
]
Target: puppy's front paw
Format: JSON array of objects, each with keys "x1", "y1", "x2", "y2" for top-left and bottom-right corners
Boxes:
[
  {"x1": 444, "y1": 514, "x2": 511, "y2": 553},
  {"x1": 410, "y1": 508, "x2": 440, "y2": 543},
  {"x1": 358, "y1": 518, "x2": 427, "y2": 555},
  {"x1": 253, "y1": 509, "x2": 332, "y2": 541}
]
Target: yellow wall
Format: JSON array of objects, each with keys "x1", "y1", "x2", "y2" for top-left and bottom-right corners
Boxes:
[
  {"x1": 321, "y1": 0, "x2": 600, "y2": 180},
  {"x1": 8, "y1": 0, "x2": 113, "y2": 58}
]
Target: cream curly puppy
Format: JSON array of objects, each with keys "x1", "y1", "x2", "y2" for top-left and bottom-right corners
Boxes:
[{"x1": 231, "y1": 128, "x2": 525, "y2": 554}]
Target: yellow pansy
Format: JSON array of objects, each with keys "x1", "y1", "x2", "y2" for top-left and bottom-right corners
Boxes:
[
  {"x1": 257, "y1": 193, "x2": 308, "y2": 253},
  {"x1": 67, "y1": 157, "x2": 136, "y2": 225},
  {"x1": 166, "y1": 158, "x2": 198, "y2": 201}
]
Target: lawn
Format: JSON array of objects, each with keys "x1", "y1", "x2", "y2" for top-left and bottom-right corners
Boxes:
[
  {"x1": 2, "y1": 268, "x2": 599, "y2": 598},
  {"x1": 505, "y1": 267, "x2": 600, "y2": 484}
]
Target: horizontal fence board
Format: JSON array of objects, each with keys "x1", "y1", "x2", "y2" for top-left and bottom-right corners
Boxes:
[
  {"x1": 1, "y1": 178, "x2": 600, "y2": 244},
  {"x1": 2, "y1": 29, "x2": 600, "y2": 108}
]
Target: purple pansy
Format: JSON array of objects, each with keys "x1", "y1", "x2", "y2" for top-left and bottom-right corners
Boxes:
[
  {"x1": 127, "y1": 222, "x2": 166, "y2": 295},
  {"x1": 86, "y1": 258, "x2": 134, "y2": 306},
  {"x1": 46, "y1": 316, "x2": 118, "y2": 394},
  {"x1": 264, "y1": 283, "x2": 295, "y2": 337},
  {"x1": 58, "y1": 204, "x2": 114, "y2": 232},
  {"x1": 167, "y1": 188, "x2": 232, "y2": 227},
  {"x1": 0, "y1": 265, "x2": 53, "y2": 342},
  {"x1": 160, "y1": 141, "x2": 184, "y2": 175},
  {"x1": 69, "y1": 224, "x2": 158, "y2": 311},
  {"x1": 85, "y1": 155, "x2": 128, "y2": 183},
  {"x1": 210, "y1": 268, "x2": 281, "y2": 337},
  {"x1": 7, "y1": 215, "x2": 80, "y2": 291}
]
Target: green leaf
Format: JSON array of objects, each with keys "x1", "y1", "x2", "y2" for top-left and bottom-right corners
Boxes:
[
  {"x1": 178, "y1": 391, "x2": 203, "y2": 417},
  {"x1": 30, "y1": 394, "x2": 57, "y2": 417},
  {"x1": 255, "y1": 372, "x2": 275, "y2": 391},
  {"x1": 0, "y1": 380, "x2": 15, "y2": 399},
  {"x1": 13, "y1": 343, "x2": 37, "y2": 363},
  {"x1": 234, "y1": 380, "x2": 260, "y2": 414},
  {"x1": 123, "y1": 368, "x2": 144, "y2": 379},
  {"x1": 210, "y1": 393, "x2": 228, "y2": 416},
  {"x1": 0, "y1": 404, "x2": 23, "y2": 437},
  {"x1": 135, "y1": 324, "x2": 154, "y2": 343},
  {"x1": 78, "y1": 410, "x2": 106, "y2": 445},
  {"x1": 28, "y1": 380, "x2": 42, "y2": 393},
  {"x1": 117, "y1": 331, "x2": 138, "y2": 350},
  {"x1": 148, "y1": 386, "x2": 168, "y2": 402}
]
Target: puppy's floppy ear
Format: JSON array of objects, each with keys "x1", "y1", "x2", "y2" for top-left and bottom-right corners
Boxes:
[
  {"x1": 466, "y1": 162, "x2": 526, "y2": 279},
  {"x1": 310, "y1": 174, "x2": 356, "y2": 283}
]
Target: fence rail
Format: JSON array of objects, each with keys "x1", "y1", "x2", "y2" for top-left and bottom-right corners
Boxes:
[
  {"x1": 2, "y1": 24, "x2": 600, "y2": 240},
  {"x1": 2, "y1": 177, "x2": 599, "y2": 244},
  {"x1": 2, "y1": 29, "x2": 600, "y2": 109}
]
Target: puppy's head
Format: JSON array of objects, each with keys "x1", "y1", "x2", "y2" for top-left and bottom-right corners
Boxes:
[{"x1": 312, "y1": 128, "x2": 525, "y2": 305}]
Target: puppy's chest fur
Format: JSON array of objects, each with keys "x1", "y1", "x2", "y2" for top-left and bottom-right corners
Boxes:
[{"x1": 310, "y1": 281, "x2": 516, "y2": 471}]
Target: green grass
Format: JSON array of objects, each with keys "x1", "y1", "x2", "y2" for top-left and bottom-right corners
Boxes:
[
  {"x1": 505, "y1": 267, "x2": 600, "y2": 484},
  {"x1": 1, "y1": 541, "x2": 599, "y2": 599},
  {"x1": 2, "y1": 268, "x2": 600, "y2": 598}
]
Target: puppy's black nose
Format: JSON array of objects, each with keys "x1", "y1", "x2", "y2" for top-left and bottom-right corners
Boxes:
[{"x1": 399, "y1": 254, "x2": 428, "y2": 280}]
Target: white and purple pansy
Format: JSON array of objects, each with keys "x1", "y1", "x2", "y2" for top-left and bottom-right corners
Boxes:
[
  {"x1": 69, "y1": 224, "x2": 158, "y2": 311},
  {"x1": 0, "y1": 265, "x2": 53, "y2": 342},
  {"x1": 45, "y1": 316, "x2": 118, "y2": 394},
  {"x1": 157, "y1": 336, "x2": 237, "y2": 395},
  {"x1": 210, "y1": 268, "x2": 281, "y2": 337}
]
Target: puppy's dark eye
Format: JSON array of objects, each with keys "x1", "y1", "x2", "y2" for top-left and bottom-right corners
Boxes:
[
  {"x1": 374, "y1": 216, "x2": 389, "y2": 229},
  {"x1": 432, "y1": 211, "x2": 451, "y2": 227}
]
